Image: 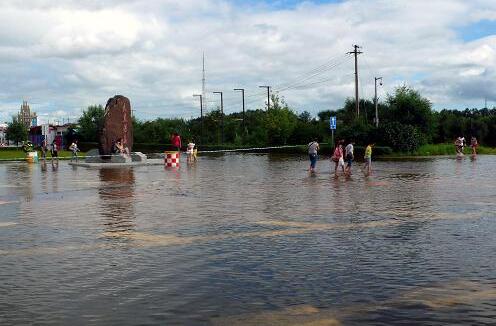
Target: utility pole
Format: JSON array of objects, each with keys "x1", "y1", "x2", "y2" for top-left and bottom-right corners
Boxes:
[
  {"x1": 234, "y1": 88, "x2": 246, "y2": 132},
  {"x1": 348, "y1": 45, "x2": 362, "y2": 119},
  {"x1": 193, "y1": 94, "x2": 203, "y2": 143},
  {"x1": 213, "y1": 91, "x2": 224, "y2": 144},
  {"x1": 259, "y1": 85, "x2": 271, "y2": 110},
  {"x1": 374, "y1": 77, "x2": 383, "y2": 128}
]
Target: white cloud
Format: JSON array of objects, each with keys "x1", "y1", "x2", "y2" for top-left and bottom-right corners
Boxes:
[
  {"x1": 0, "y1": 0, "x2": 496, "y2": 123},
  {"x1": 459, "y1": 68, "x2": 485, "y2": 77}
]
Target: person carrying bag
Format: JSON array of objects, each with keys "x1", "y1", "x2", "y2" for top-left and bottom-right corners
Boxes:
[{"x1": 331, "y1": 140, "x2": 345, "y2": 177}]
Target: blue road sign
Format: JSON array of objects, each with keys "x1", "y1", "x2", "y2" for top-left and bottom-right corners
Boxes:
[{"x1": 330, "y1": 116, "x2": 336, "y2": 130}]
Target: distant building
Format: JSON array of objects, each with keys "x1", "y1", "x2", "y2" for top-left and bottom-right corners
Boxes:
[
  {"x1": 0, "y1": 123, "x2": 7, "y2": 146},
  {"x1": 29, "y1": 123, "x2": 74, "y2": 149},
  {"x1": 17, "y1": 101, "x2": 37, "y2": 128}
]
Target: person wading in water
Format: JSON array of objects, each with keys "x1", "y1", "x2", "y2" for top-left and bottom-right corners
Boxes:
[{"x1": 308, "y1": 138, "x2": 320, "y2": 173}]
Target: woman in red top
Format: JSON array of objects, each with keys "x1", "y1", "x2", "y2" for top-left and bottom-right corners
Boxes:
[
  {"x1": 171, "y1": 132, "x2": 182, "y2": 152},
  {"x1": 470, "y1": 136, "x2": 478, "y2": 156},
  {"x1": 331, "y1": 140, "x2": 345, "y2": 177}
]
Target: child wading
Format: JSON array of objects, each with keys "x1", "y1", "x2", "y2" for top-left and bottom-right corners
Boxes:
[
  {"x1": 363, "y1": 143, "x2": 374, "y2": 176},
  {"x1": 186, "y1": 140, "x2": 196, "y2": 163},
  {"x1": 307, "y1": 139, "x2": 319, "y2": 173}
]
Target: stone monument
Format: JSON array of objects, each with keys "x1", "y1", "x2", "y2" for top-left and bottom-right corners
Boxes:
[
  {"x1": 100, "y1": 95, "x2": 133, "y2": 156},
  {"x1": 80, "y1": 95, "x2": 147, "y2": 166}
]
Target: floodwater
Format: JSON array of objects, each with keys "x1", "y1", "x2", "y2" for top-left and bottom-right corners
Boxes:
[{"x1": 1, "y1": 154, "x2": 496, "y2": 325}]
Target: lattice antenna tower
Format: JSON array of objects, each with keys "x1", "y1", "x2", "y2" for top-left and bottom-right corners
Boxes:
[{"x1": 202, "y1": 52, "x2": 207, "y2": 111}]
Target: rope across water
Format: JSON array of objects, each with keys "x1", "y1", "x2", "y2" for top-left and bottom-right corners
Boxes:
[{"x1": 0, "y1": 144, "x2": 319, "y2": 161}]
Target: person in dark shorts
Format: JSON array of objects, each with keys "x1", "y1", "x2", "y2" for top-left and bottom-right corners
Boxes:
[
  {"x1": 308, "y1": 139, "x2": 319, "y2": 173},
  {"x1": 51, "y1": 141, "x2": 59, "y2": 165}
]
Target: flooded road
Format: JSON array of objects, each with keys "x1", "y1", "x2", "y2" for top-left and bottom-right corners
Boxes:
[{"x1": 1, "y1": 154, "x2": 496, "y2": 325}]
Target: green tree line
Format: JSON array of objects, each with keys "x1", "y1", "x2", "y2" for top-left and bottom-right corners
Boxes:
[
  {"x1": 6, "y1": 118, "x2": 28, "y2": 146},
  {"x1": 76, "y1": 86, "x2": 496, "y2": 152}
]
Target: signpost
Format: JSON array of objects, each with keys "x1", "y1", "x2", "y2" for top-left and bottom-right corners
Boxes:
[{"x1": 330, "y1": 116, "x2": 336, "y2": 147}]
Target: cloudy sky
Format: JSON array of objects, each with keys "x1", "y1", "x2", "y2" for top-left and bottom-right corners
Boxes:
[{"x1": 0, "y1": 0, "x2": 495, "y2": 124}]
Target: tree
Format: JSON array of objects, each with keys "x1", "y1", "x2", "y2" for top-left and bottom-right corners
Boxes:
[
  {"x1": 63, "y1": 127, "x2": 78, "y2": 149},
  {"x1": 289, "y1": 112, "x2": 320, "y2": 144},
  {"x1": 6, "y1": 118, "x2": 28, "y2": 146},
  {"x1": 385, "y1": 86, "x2": 434, "y2": 142},
  {"x1": 298, "y1": 111, "x2": 312, "y2": 123},
  {"x1": 243, "y1": 109, "x2": 268, "y2": 146},
  {"x1": 265, "y1": 94, "x2": 298, "y2": 145},
  {"x1": 78, "y1": 105, "x2": 104, "y2": 142}
]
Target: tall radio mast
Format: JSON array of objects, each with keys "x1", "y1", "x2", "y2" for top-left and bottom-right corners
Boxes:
[{"x1": 202, "y1": 52, "x2": 207, "y2": 111}]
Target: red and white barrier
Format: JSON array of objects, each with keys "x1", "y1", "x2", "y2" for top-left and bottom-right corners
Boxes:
[{"x1": 164, "y1": 151, "x2": 180, "y2": 168}]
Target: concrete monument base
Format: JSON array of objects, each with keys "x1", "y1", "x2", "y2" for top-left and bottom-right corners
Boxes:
[{"x1": 69, "y1": 158, "x2": 164, "y2": 168}]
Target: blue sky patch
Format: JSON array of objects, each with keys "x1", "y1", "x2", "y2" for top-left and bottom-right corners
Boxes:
[
  {"x1": 457, "y1": 19, "x2": 496, "y2": 42},
  {"x1": 233, "y1": 0, "x2": 342, "y2": 10}
]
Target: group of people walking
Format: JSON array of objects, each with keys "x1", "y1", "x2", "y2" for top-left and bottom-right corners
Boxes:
[
  {"x1": 40, "y1": 140, "x2": 60, "y2": 165},
  {"x1": 171, "y1": 132, "x2": 197, "y2": 163},
  {"x1": 308, "y1": 139, "x2": 373, "y2": 177},
  {"x1": 455, "y1": 136, "x2": 478, "y2": 156},
  {"x1": 40, "y1": 139, "x2": 80, "y2": 165}
]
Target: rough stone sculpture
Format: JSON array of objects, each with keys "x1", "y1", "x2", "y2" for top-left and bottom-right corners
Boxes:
[{"x1": 99, "y1": 95, "x2": 133, "y2": 156}]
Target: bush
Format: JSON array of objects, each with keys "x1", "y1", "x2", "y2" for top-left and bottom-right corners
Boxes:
[
  {"x1": 382, "y1": 122, "x2": 422, "y2": 152},
  {"x1": 336, "y1": 121, "x2": 373, "y2": 145}
]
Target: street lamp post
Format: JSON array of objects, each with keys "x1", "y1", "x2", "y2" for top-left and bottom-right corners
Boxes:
[
  {"x1": 193, "y1": 94, "x2": 203, "y2": 143},
  {"x1": 374, "y1": 77, "x2": 383, "y2": 127},
  {"x1": 233, "y1": 88, "x2": 245, "y2": 132},
  {"x1": 213, "y1": 91, "x2": 224, "y2": 144}
]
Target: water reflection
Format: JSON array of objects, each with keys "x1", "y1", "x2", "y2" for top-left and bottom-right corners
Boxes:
[
  {"x1": 1, "y1": 155, "x2": 496, "y2": 325},
  {"x1": 98, "y1": 168, "x2": 136, "y2": 233},
  {"x1": 6, "y1": 164, "x2": 34, "y2": 202}
]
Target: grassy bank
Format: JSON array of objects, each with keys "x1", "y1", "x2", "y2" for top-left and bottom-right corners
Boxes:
[
  {"x1": 1, "y1": 143, "x2": 494, "y2": 161},
  {"x1": 383, "y1": 143, "x2": 496, "y2": 157},
  {"x1": 0, "y1": 149, "x2": 87, "y2": 161}
]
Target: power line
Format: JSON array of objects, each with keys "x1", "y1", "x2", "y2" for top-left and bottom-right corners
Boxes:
[
  {"x1": 277, "y1": 72, "x2": 355, "y2": 91},
  {"x1": 274, "y1": 56, "x2": 351, "y2": 93},
  {"x1": 273, "y1": 53, "x2": 349, "y2": 90},
  {"x1": 274, "y1": 54, "x2": 350, "y2": 92}
]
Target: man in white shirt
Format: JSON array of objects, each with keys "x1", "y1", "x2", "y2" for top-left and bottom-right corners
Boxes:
[
  {"x1": 69, "y1": 140, "x2": 79, "y2": 162},
  {"x1": 345, "y1": 141, "x2": 354, "y2": 175},
  {"x1": 308, "y1": 139, "x2": 320, "y2": 172}
]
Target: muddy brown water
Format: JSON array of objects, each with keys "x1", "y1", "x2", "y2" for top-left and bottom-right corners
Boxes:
[{"x1": 1, "y1": 154, "x2": 495, "y2": 325}]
